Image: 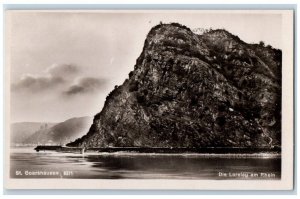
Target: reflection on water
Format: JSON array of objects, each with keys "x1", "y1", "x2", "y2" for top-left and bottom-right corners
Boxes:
[{"x1": 10, "y1": 147, "x2": 281, "y2": 179}]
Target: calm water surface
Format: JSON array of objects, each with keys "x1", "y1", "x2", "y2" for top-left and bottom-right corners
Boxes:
[{"x1": 10, "y1": 147, "x2": 281, "y2": 179}]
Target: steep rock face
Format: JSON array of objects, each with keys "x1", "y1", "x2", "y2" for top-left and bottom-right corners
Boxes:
[{"x1": 68, "y1": 23, "x2": 281, "y2": 148}]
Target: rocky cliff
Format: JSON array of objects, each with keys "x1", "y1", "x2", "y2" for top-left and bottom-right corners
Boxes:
[{"x1": 67, "y1": 23, "x2": 281, "y2": 148}]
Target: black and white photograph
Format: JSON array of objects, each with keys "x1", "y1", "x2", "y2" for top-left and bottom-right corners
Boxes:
[{"x1": 4, "y1": 10, "x2": 294, "y2": 190}]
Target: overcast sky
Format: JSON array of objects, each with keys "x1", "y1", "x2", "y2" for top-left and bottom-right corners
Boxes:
[{"x1": 7, "y1": 11, "x2": 282, "y2": 123}]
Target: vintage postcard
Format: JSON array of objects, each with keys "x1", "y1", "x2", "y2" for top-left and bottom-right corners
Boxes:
[{"x1": 4, "y1": 9, "x2": 294, "y2": 190}]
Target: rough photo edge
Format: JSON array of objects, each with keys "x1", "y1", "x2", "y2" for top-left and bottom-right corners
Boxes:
[{"x1": 4, "y1": 9, "x2": 295, "y2": 190}]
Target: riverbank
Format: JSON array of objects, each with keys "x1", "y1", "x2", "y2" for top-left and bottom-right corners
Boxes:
[{"x1": 33, "y1": 145, "x2": 281, "y2": 155}]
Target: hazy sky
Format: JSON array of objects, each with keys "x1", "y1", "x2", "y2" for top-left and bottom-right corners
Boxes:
[{"x1": 7, "y1": 11, "x2": 282, "y2": 123}]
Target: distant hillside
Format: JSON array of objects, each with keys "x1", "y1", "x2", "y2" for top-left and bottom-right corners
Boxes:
[
  {"x1": 11, "y1": 122, "x2": 56, "y2": 145},
  {"x1": 25, "y1": 116, "x2": 92, "y2": 145}
]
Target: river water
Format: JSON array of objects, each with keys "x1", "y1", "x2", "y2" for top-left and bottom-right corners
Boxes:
[{"x1": 10, "y1": 147, "x2": 281, "y2": 180}]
